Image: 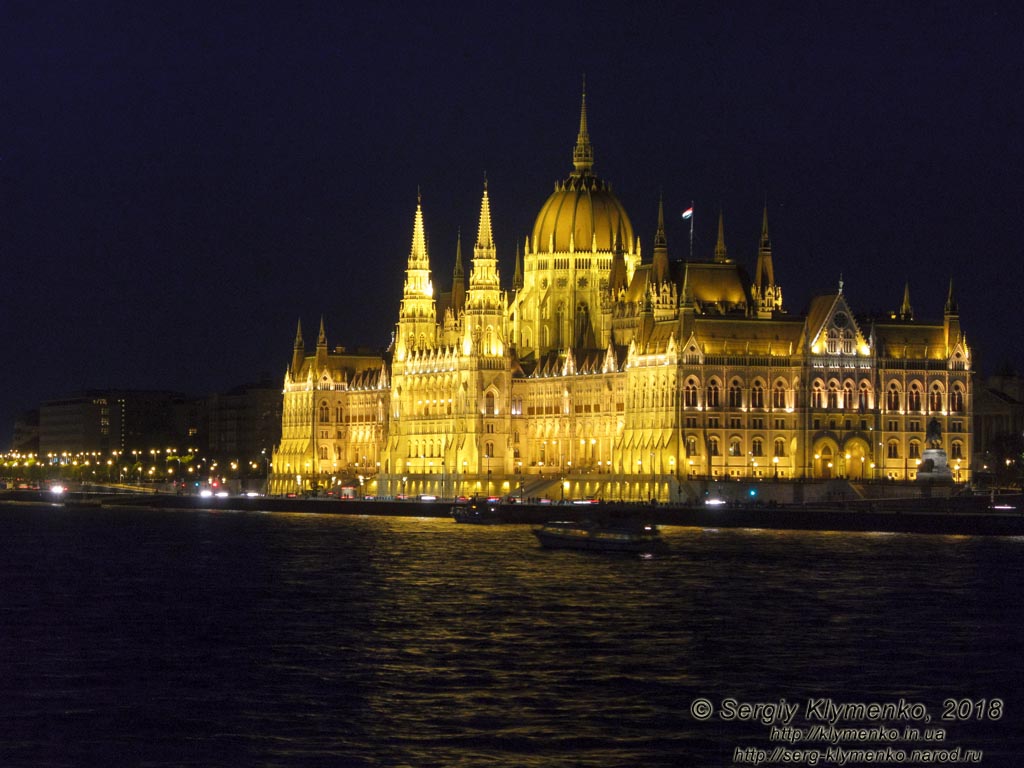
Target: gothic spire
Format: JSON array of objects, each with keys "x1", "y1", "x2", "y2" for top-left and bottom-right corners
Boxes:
[
  {"x1": 900, "y1": 281, "x2": 914, "y2": 321},
  {"x1": 409, "y1": 189, "x2": 429, "y2": 269},
  {"x1": 754, "y1": 202, "x2": 775, "y2": 289},
  {"x1": 652, "y1": 194, "x2": 669, "y2": 285},
  {"x1": 945, "y1": 277, "x2": 958, "y2": 315},
  {"x1": 293, "y1": 318, "x2": 304, "y2": 348},
  {"x1": 451, "y1": 229, "x2": 465, "y2": 313},
  {"x1": 513, "y1": 239, "x2": 523, "y2": 290},
  {"x1": 714, "y1": 209, "x2": 728, "y2": 263},
  {"x1": 475, "y1": 174, "x2": 494, "y2": 249},
  {"x1": 317, "y1": 316, "x2": 327, "y2": 348},
  {"x1": 571, "y1": 76, "x2": 594, "y2": 176}
]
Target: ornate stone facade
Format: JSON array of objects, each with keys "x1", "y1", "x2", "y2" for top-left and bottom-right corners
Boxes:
[{"x1": 269, "y1": 90, "x2": 972, "y2": 499}]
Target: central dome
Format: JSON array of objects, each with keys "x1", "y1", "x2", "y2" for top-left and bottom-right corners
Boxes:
[
  {"x1": 530, "y1": 89, "x2": 634, "y2": 254},
  {"x1": 532, "y1": 175, "x2": 634, "y2": 253}
]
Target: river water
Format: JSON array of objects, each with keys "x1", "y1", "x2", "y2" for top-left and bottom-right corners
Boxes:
[{"x1": 1, "y1": 503, "x2": 1021, "y2": 766}]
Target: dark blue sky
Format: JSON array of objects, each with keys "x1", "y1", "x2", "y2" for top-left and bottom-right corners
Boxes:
[{"x1": 4, "y1": 2, "x2": 1023, "y2": 446}]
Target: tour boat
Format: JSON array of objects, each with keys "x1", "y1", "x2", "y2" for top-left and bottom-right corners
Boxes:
[{"x1": 532, "y1": 520, "x2": 668, "y2": 552}]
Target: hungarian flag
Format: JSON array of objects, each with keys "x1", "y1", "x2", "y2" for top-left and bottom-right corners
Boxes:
[{"x1": 681, "y1": 206, "x2": 693, "y2": 220}]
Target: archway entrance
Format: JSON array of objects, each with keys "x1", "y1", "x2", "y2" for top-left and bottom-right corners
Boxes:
[{"x1": 842, "y1": 439, "x2": 871, "y2": 480}]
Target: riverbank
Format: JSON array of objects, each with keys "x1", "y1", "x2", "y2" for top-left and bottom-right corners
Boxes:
[{"x1": 3, "y1": 488, "x2": 1023, "y2": 536}]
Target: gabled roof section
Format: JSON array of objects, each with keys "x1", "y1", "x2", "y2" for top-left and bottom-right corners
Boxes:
[{"x1": 803, "y1": 291, "x2": 869, "y2": 356}]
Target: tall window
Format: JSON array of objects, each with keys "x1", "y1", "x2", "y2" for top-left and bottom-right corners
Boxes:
[
  {"x1": 752, "y1": 438, "x2": 764, "y2": 457},
  {"x1": 751, "y1": 383, "x2": 764, "y2": 409},
  {"x1": 706, "y1": 382, "x2": 720, "y2": 408},
  {"x1": 929, "y1": 384, "x2": 943, "y2": 412},
  {"x1": 684, "y1": 379, "x2": 699, "y2": 408},
  {"x1": 908, "y1": 384, "x2": 922, "y2": 412},
  {"x1": 843, "y1": 382, "x2": 854, "y2": 410},
  {"x1": 773, "y1": 383, "x2": 786, "y2": 409},
  {"x1": 709, "y1": 436, "x2": 720, "y2": 456},
  {"x1": 909, "y1": 441, "x2": 921, "y2": 459},
  {"x1": 827, "y1": 382, "x2": 839, "y2": 409},
  {"x1": 729, "y1": 437, "x2": 742, "y2": 456},
  {"x1": 950, "y1": 385, "x2": 964, "y2": 412},
  {"x1": 886, "y1": 384, "x2": 901, "y2": 411},
  {"x1": 686, "y1": 436, "x2": 698, "y2": 457},
  {"x1": 774, "y1": 439, "x2": 786, "y2": 457},
  {"x1": 728, "y1": 380, "x2": 743, "y2": 408},
  {"x1": 811, "y1": 381, "x2": 824, "y2": 409},
  {"x1": 859, "y1": 383, "x2": 870, "y2": 411},
  {"x1": 319, "y1": 402, "x2": 330, "y2": 422},
  {"x1": 887, "y1": 441, "x2": 900, "y2": 459},
  {"x1": 485, "y1": 392, "x2": 495, "y2": 415},
  {"x1": 951, "y1": 442, "x2": 963, "y2": 459}
]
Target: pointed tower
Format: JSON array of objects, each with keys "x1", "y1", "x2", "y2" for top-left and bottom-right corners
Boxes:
[
  {"x1": 713, "y1": 210, "x2": 730, "y2": 263},
  {"x1": 572, "y1": 75, "x2": 594, "y2": 176},
  {"x1": 512, "y1": 240, "x2": 523, "y2": 291},
  {"x1": 451, "y1": 229, "x2": 465, "y2": 315},
  {"x1": 290, "y1": 318, "x2": 305, "y2": 377},
  {"x1": 652, "y1": 194, "x2": 669, "y2": 286},
  {"x1": 899, "y1": 281, "x2": 914, "y2": 321},
  {"x1": 944, "y1": 277, "x2": 961, "y2": 351},
  {"x1": 464, "y1": 177, "x2": 505, "y2": 356},
  {"x1": 395, "y1": 191, "x2": 438, "y2": 360},
  {"x1": 608, "y1": 222, "x2": 629, "y2": 297},
  {"x1": 752, "y1": 203, "x2": 783, "y2": 317},
  {"x1": 315, "y1": 316, "x2": 328, "y2": 368}
]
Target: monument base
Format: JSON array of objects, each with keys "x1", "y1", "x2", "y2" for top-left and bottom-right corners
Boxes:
[{"x1": 916, "y1": 448, "x2": 954, "y2": 483}]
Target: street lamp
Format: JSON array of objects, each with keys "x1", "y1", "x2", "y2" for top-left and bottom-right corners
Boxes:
[{"x1": 772, "y1": 455, "x2": 779, "y2": 478}]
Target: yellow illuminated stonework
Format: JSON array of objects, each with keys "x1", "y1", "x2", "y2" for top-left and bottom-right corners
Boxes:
[{"x1": 269, "y1": 90, "x2": 972, "y2": 499}]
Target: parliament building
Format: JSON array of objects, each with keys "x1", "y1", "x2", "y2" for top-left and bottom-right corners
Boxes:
[{"x1": 269, "y1": 91, "x2": 972, "y2": 500}]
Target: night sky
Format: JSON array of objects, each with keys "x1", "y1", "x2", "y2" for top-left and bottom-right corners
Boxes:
[{"x1": 5, "y1": 2, "x2": 1023, "y2": 447}]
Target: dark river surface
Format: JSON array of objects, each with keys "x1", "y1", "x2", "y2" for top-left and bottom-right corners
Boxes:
[{"x1": 1, "y1": 503, "x2": 1022, "y2": 767}]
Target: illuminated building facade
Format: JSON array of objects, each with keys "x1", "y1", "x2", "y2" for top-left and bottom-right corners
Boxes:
[{"x1": 270, "y1": 91, "x2": 972, "y2": 499}]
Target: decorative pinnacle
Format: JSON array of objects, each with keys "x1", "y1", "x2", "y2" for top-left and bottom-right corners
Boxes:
[{"x1": 572, "y1": 76, "x2": 594, "y2": 175}]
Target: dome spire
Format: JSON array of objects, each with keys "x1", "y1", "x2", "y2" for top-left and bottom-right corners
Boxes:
[{"x1": 571, "y1": 75, "x2": 594, "y2": 176}]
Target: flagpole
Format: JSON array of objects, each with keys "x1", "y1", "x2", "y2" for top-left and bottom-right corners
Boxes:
[{"x1": 688, "y1": 200, "x2": 694, "y2": 261}]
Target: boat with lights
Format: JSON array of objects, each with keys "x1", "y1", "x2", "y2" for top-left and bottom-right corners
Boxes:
[{"x1": 532, "y1": 519, "x2": 668, "y2": 552}]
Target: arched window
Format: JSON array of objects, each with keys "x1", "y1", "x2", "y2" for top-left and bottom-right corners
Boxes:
[
  {"x1": 774, "y1": 438, "x2": 786, "y2": 457},
  {"x1": 908, "y1": 384, "x2": 922, "y2": 412},
  {"x1": 751, "y1": 382, "x2": 765, "y2": 409},
  {"x1": 951, "y1": 441, "x2": 964, "y2": 459},
  {"x1": 827, "y1": 381, "x2": 839, "y2": 409},
  {"x1": 752, "y1": 438, "x2": 764, "y2": 457},
  {"x1": 909, "y1": 441, "x2": 921, "y2": 459},
  {"x1": 887, "y1": 440, "x2": 900, "y2": 459},
  {"x1": 484, "y1": 392, "x2": 496, "y2": 416},
  {"x1": 706, "y1": 381, "x2": 720, "y2": 408},
  {"x1": 773, "y1": 383, "x2": 786, "y2": 409},
  {"x1": 859, "y1": 382, "x2": 870, "y2": 411},
  {"x1": 709, "y1": 436, "x2": 720, "y2": 456},
  {"x1": 929, "y1": 383, "x2": 943, "y2": 412},
  {"x1": 729, "y1": 437, "x2": 742, "y2": 456},
  {"x1": 319, "y1": 401, "x2": 330, "y2": 422},
  {"x1": 950, "y1": 385, "x2": 964, "y2": 412},
  {"x1": 684, "y1": 379, "x2": 699, "y2": 408},
  {"x1": 728, "y1": 380, "x2": 743, "y2": 408},
  {"x1": 843, "y1": 382, "x2": 855, "y2": 410},
  {"x1": 811, "y1": 381, "x2": 824, "y2": 409},
  {"x1": 841, "y1": 329, "x2": 855, "y2": 355},
  {"x1": 886, "y1": 383, "x2": 901, "y2": 411},
  {"x1": 826, "y1": 328, "x2": 839, "y2": 355},
  {"x1": 319, "y1": 446, "x2": 328, "y2": 460},
  {"x1": 686, "y1": 436, "x2": 698, "y2": 457}
]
